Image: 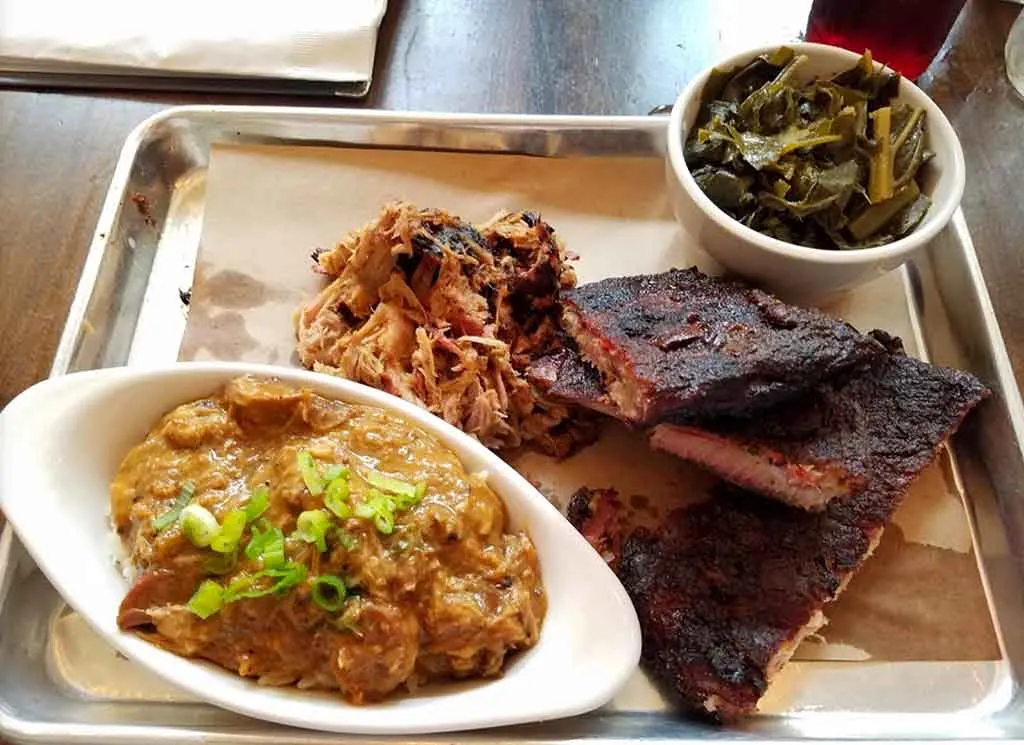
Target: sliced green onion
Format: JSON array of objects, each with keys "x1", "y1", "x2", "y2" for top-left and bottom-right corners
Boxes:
[
  {"x1": 297, "y1": 450, "x2": 324, "y2": 496},
  {"x1": 261, "y1": 536, "x2": 286, "y2": 568},
  {"x1": 152, "y1": 482, "x2": 196, "y2": 532},
  {"x1": 353, "y1": 494, "x2": 379, "y2": 520},
  {"x1": 187, "y1": 579, "x2": 224, "y2": 619},
  {"x1": 310, "y1": 575, "x2": 347, "y2": 612},
  {"x1": 324, "y1": 476, "x2": 351, "y2": 519},
  {"x1": 243, "y1": 519, "x2": 272, "y2": 558},
  {"x1": 354, "y1": 490, "x2": 396, "y2": 535},
  {"x1": 203, "y1": 550, "x2": 238, "y2": 575},
  {"x1": 244, "y1": 520, "x2": 286, "y2": 569},
  {"x1": 321, "y1": 464, "x2": 349, "y2": 483},
  {"x1": 366, "y1": 471, "x2": 426, "y2": 510},
  {"x1": 373, "y1": 511, "x2": 395, "y2": 535},
  {"x1": 295, "y1": 509, "x2": 331, "y2": 552},
  {"x1": 393, "y1": 486, "x2": 425, "y2": 510},
  {"x1": 244, "y1": 484, "x2": 270, "y2": 523},
  {"x1": 260, "y1": 546, "x2": 284, "y2": 568},
  {"x1": 180, "y1": 504, "x2": 220, "y2": 548},
  {"x1": 366, "y1": 471, "x2": 417, "y2": 499},
  {"x1": 210, "y1": 509, "x2": 246, "y2": 554},
  {"x1": 335, "y1": 529, "x2": 359, "y2": 552},
  {"x1": 224, "y1": 562, "x2": 307, "y2": 602}
]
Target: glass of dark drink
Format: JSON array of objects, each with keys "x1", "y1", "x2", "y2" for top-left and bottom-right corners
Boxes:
[{"x1": 805, "y1": 0, "x2": 967, "y2": 79}]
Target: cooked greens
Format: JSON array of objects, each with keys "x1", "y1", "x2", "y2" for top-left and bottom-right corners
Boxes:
[{"x1": 684, "y1": 47, "x2": 933, "y2": 250}]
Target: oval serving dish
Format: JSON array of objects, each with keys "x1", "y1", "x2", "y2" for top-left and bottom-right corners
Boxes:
[{"x1": 0, "y1": 363, "x2": 641, "y2": 735}]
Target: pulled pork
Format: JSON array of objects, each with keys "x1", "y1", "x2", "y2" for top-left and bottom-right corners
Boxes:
[{"x1": 295, "y1": 202, "x2": 593, "y2": 456}]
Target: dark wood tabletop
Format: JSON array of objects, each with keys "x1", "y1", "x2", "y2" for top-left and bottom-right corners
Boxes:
[{"x1": 1, "y1": 0, "x2": 1022, "y2": 408}]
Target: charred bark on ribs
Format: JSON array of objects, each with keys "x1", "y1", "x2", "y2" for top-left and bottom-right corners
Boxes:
[
  {"x1": 567, "y1": 341, "x2": 989, "y2": 718},
  {"x1": 526, "y1": 344, "x2": 622, "y2": 419},
  {"x1": 558, "y1": 267, "x2": 885, "y2": 425},
  {"x1": 649, "y1": 331, "x2": 987, "y2": 511}
]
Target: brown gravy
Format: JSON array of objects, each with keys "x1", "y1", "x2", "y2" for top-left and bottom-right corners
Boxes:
[{"x1": 111, "y1": 375, "x2": 546, "y2": 702}]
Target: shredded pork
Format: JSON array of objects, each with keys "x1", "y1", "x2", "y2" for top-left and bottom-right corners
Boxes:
[{"x1": 295, "y1": 201, "x2": 593, "y2": 456}]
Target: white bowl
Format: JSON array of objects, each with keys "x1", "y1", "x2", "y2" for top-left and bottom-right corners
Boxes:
[
  {"x1": 666, "y1": 42, "x2": 966, "y2": 301},
  {"x1": 0, "y1": 363, "x2": 640, "y2": 735}
]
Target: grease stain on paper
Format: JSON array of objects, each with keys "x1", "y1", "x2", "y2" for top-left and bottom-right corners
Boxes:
[
  {"x1": 178, "y1": 303, "x2": 259, "y2": 361},
  {"x1": 202, "y1": 269, "x2": 288, "y2": 310},
  {"x1": 817, "y1": 521, "x2": 999, "y2": 661}
]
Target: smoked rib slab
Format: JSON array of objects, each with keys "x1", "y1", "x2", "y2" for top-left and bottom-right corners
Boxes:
[{"x1": 568, "y1": 346, "x2": 989, "y2": 717}]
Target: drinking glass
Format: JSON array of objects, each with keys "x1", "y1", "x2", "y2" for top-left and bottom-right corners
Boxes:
[{"x1": 805, "y1": 0, "x2": 967, "y2": 79}]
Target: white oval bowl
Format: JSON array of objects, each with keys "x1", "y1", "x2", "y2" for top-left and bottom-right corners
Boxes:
[
  {"x1": 0, "y1": 363, "x2": 641, "y2": 735},
  {"x1": 666, "y1": 42, "x2": 966, "y2": 301}
]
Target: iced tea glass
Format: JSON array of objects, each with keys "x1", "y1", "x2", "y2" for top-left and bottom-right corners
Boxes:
[{"x1": 805, "y1": 0, "x2": 968, "y2": 79}]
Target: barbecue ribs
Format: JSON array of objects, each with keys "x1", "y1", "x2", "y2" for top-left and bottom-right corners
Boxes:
[
  {"x1": 649, "y1": 331, "x2": 988, "y2": 510},
  {"x1": 526, "y1": 345, "x2": 622, "y2": 419},
  {"x1": 559, "y1": 267, "x2": 885, "y2": 425},
  {"x1": 567, "y1": 343, "x2": 989, "y2": 718}
]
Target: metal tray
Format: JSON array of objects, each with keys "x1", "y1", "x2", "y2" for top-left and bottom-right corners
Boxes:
[{"x1": 3, "y1": 106, "x2": 1024, "y2": 744}]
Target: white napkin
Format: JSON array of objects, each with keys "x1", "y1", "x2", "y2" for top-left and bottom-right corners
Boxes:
[{"x1": 0, "y1": 0, "x2": 387, "y2": 84}]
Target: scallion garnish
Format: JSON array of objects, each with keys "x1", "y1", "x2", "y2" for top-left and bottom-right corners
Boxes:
[
  {"x1": 152, "y1": 482, "x2": 196, "y2": 532},
  {"x1": 188, "y1": 562, "x2": 308, "y2": 617},
  {"x1": 354, "y1": 489, "x2": 396, "y2": 535},
  {"x1": 366, "y1": 471, "x2": 426, "y2": 510},
  {"x1": 394, "y1": 484, "x2": 426, "y2": 510},
  {"x1": 223, "y1": 561, "x2": 307, "y2": 602},
  {"x1": 211, "y1": 509, "x2": 246, "y2": 554},
  {"x1": 324, "y1": 475, "x2": 351, "y2": 519},
  {"x1": 335, "y1": 529, "x2": 359, "y2": 552},
  {"x1": 297, "y1": 450, "x2": 324, "y2": 496},
  {"x1": 244, "y1": 484, "x2": 270, "y2": 523},
  {"x1": 353, "y1": 493, "x2": 381, "y2": 519},
  {"x1": 321, "y1": 464, "x2": 349, "y2": 483},
  {"x1": 295, "y1": 509, "x2": 331, "y2": 552},
  {"x1": 180, "y1": 504, "x2": 220, "y2": 548},
  {"x1": 187, "y1": 579, "x2": 224, "y2": 619},
  {"x1": 261, "y1": 535, "x2": 286, "y2": 568},
  {"x1": 366, "y1": 471, "x2": 416, "y2": 499},
  {"x1": 373, "y1": 509, "x2": 395, "y2": 534},
  {"x1": 244, "y1": 519, "x2": 286, "y2": 569},
  {"x1": 310, "y1": 575, "x2": 347, "y2": 612}
]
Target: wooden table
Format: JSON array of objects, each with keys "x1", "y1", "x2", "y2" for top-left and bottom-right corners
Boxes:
[{"x1": 1, "y1": 0, "x2": 1022, "y2": 407}]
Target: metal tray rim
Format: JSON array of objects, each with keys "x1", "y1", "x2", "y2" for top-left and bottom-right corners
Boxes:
[{"x1": 948, "y1": 210, "x2": 1024, "y2": 456}]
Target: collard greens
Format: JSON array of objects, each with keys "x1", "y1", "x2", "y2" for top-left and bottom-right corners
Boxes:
[{"x1": 684, "y1": 47, "x2": 934, "y2": 250}]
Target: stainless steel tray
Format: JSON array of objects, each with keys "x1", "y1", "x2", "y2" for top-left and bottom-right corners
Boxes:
[{"x1": 3, "y1": 106, "x2": 1024, "y2": 744}]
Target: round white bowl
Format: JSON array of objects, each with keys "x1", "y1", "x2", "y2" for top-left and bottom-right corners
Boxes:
[
  {"x1": 666, "y1": 42, "x2": 966, "y2": 301},
  {"x1": 0, "y1": 363, "x2": 640, "y2": 735}
]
